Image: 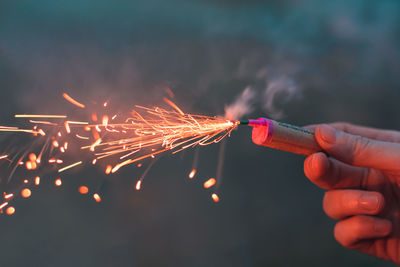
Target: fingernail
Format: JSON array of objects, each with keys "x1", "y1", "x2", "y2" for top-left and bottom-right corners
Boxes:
[
  {"x1": 318, "y1": 125, "x2": 337, "y2": 144},
  {"x1": 359, "y1": 194, "x2": 380, "y2": 211},
  {"x1": 374, "y1": 220, "x2": 392, "y2": 235}
]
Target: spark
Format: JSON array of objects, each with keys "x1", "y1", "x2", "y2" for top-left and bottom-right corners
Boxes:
[
  {"x1": 211, "y1": 193, "x2": 220, "y2": 203},
  {"x1": 0, "y1": 202, "x2": 8, "y2": 210},
  {"x1": 135, "y1": 180, "x2": 142, "y2": 191},
  {"x1": 67, "y1": 121, "x2": 89, "y2": 125},
  {"x1": 4, "y1": 193, "x2": 13, "y2": 199},
  {"x1": 64, "y1": 121, "x2": 71, "y2": 134},
  {"x1": 58, "y1": 161, "x2": 83, "y2": 173},
  {"x1": 29, "y1": 120, "x2": 58, "y2": 125},
  {"x1": 15, "y1": 114, "x2": 67, "y2": 118},
  {"x1": 78, "y1": 186, "x2": 89, "y2": 194},
  {"x1": 55, "y1": 178, "x2": 62, "y2": 186},
  {"x1": 34, "y1": 176, "x2": 40, "y2": 185},
  {"x1": 52, "y1": 140, "x2": 59, "y2": 148},
  {"x1": 203, "y1": 178, "x2": 216, "y2": 189},
  {"x1": 76, "y1": 134, "x2": 89, "y2": 140},
  {"x1": 163, "y1": 97, "x2": 184, "y2": 115},
  {"x1": 0, "y1": 155, "x2": 8, "y2": 160},
  {"x1": 29, "y1": 153, "x2": 37, "y2": 162},
  {"x1": 6, "y1": 206, "x2": 15, "y2": 215},
  {"x1": 188, "y1": 169, "x2": 196, "y2": 179},
  {"x1": 21, "y1": 188, "x2": 31, "y2": 198},
  {"x1": 62, "y1": 93, "x2": 86, "y2": 108},
  {"x1": 93, "y1": 193, "x2": 101, "y2": 202},
  {"x1": 105, "y1": 165, "x2": 112, "y2": 175}
]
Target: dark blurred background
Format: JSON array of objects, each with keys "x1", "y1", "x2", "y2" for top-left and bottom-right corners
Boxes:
[{"x1": 1, "y1": 0, "x2": 400, "y2": 266}]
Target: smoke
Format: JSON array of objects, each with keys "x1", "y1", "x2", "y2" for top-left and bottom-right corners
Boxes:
[
  {"x1": 224, "y1": 87, "x2": 255, "y2": 120},
  {"x1": 262, "y1": 75, "x2": 301, "y2": 120}
]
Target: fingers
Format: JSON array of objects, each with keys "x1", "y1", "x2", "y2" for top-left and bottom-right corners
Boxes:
[
  {"x1": 334, "y1": 215, "x2": 392, "y2": 249},
  {"x1": 304, "y1": 152, "x2": 370, "y2": 190},
  {"x1": 323, "y1": 190, "x2": 385, "y2": 220},
  {"x1": 306, "y1": 122, "x2": 400, "y2": 143},
  {"x1": 314, "y1": 124, "x2": 400, "y2": 170}
]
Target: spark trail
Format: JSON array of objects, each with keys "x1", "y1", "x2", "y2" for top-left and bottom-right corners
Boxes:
[{"x1": 0, "y1": 93, "x2": 238, "y2": 214}]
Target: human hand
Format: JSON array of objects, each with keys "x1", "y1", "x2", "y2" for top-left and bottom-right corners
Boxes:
[{"x1": 304, "y1": 122, "x2": 400, "y2": 264}]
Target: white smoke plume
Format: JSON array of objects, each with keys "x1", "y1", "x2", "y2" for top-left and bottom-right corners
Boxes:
[
  {"x1": 224, "y1": 87, "x2": 255, "y2": 121},
  {"x1": 263, "y1": 75, "x2": 301, "y2": 120}
]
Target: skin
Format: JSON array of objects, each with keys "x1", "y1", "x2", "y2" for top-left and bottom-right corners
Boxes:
[{"x1": 303, "y1": 123, "x2": 400, "y2": 264}]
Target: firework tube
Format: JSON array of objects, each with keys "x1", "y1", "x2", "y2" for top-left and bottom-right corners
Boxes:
[{"x1": 244, "y1": 118, "x2": 321, "y2": 156}]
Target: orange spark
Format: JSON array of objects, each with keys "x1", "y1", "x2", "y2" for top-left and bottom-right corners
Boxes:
[
  {"x1": 93, "y1": 193, "x2": 101, "y2": 202},
  {"x1": 211, "y1": 193, "x2": 220, "y2": 203},
  {"x1": 102, "y1": 115, "x2": 109, "y2": 127},
  {"x1": 52, "y1": 140, "x2": 59, "y2": 148},
  {"x1": 21, "y1": 188, "x2": 31, "y2": 198},
  {"x1": 6, "y1": 206, "x2": 15, "y2": 215},
  {"x1": 90, "y1": 138, "x2": 102, "y2": 152},
  {"x1": 64, "y1": 121, "x2": 71, "y2": 134},
  {"x1": 26, "y1": 161, "x2": 33, "y2": 170},
  {"x1": 34, "y1": 176, "x2": 40, "y2": 185},
  {"x1": 28, "y1": 153, "x2": 36, "y2": 162},
  {"x1": 0, "y1": 155, "x2": 8, "y2": 160},
  {"x1": 203, "y1": 178, "x2": 216, "y2": 189},
  {"x1": 188, "y1": 169, "x2": 196, "y2": 179},
  {"x1": 105, "y1": 165, "x2": 112, "y2": 175},
  {"x1": 4, "y1": 193, "x2": 13, "y2": 199},
  {"x1": 0, "y1": 202, "x2": 8, "y2": 210},
  {"x1": 58, "y1": 161, "x2": 82, "y2": 173},
  {"x1": 60, "y1": 147, "x2": 65, "y2": 153},
  {"x1": 62, "y1": 93, "x2": 86, "y2": 108},
  {"x1": 78, "y1": 186, "x2": 89, "y2": 194},
  {"x1": 55, "y1": 178, "x2": 62, "y2": 186},
  {"x1": 135, "y1": 180, "x2": 142, "y2": 191},
  {"x1": 15, "y1": 114, "x2": 67, "y2": 118},
  {"x1": 23, "y1": 179, "x2": 28, "y2": 184},
  {"x1": 91, "y1": 113, "x2": 98, "y2": 122},
  {"x1": 163, "y1": 97, "x2": 184, "y2": 115},
  {"x1": 137, "y1": 163, "x2": 142, "y2": 167}
]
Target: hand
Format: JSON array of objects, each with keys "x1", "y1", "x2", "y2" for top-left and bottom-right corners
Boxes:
[{"x1": 304, "y1": 122, "x2": 400, "y2": 264}]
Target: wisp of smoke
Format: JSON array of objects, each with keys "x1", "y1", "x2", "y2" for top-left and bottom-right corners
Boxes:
[
  {"x1": 224, "y1": 87, "x2": 255, "y2": 120},
  {"x1": 263, "y1": 75, "x2": 300, "y2": 120}
]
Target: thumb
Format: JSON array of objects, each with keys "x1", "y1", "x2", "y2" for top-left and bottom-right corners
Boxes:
[{"x1": 315, "y1": 124, "x2": 400, "y2": 170}]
